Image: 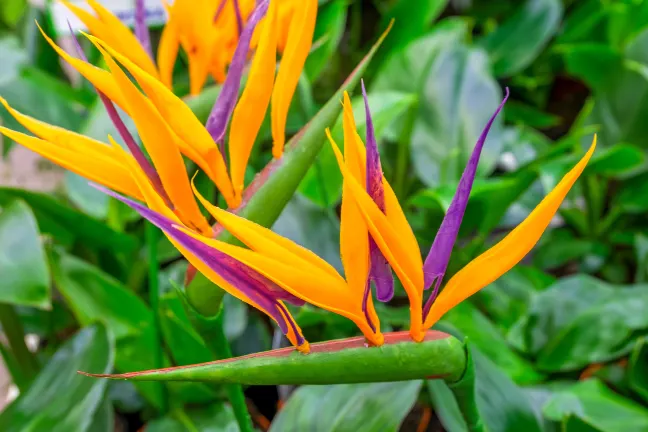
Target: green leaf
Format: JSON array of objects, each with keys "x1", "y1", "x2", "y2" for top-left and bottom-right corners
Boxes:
[
  {"x1": 186, "y1": 23, "x2": 392, "y2": 316},
  {"x1": 479, "y1": 0, "x2": 562, "y2": 76},
  {"x1": 0, "y1": 0, "x2": 27, "y2": 28},
  {"x1": 49, "y1": 251, "x2": 163, "y2": 409},
  {"x1": 615, "y1": 172, "x2": 648, "y2": 214},
  {"x1": 146, "y1": 404, "x2": 238, "y2": 432},
  {"x1": 270, "y1": 381, "x2": 423, "y2": 432},
  {"x1": 0, "y1": 324, "x2": 114, "y2": 432},
  {"x1": 629, "y1": 337, "x2": 648, "y2": 404},
  {"x1": 504, "y1": 100, "x2": 561, "y2": 129},
  {"x1": 0, "y1": 187, "x2": 136, "y2": 251},
  {"x1": 543, "y1": 379, "x2": 648, "y2": 431},
  {"x1": 575, "y1": 29, "x2": 648, "y2": 149},
  {"x1": 298, "y1": 91, "x2": 416, "y2": 207},
  {"x1": 474, "y1": 266, "x2": 555, "y2": 329},
  {"x1": 375, "y1": 20, "x2": 504, "y2": 186},
  {"x1": 427, "y1": 339, "x2": 543, "y2": 432},
  {"x1": 272, "y1": 195, "x2": 342, "y2": 270},
  {"x1": 509, "y1": 275, "x2": 648, "y2": 371},
  {"x1": 305, "y1": 0, "x2": 347, "y2": 81},
  {"x1": 375, "y1": 0, "x2": 448, "y2": 67},
  {"x1": 441, "y1": 302, "x2": 543, "y2": 384},
  {"x1": 0, "y1": 200, "x2": 50, "y2": 309}
]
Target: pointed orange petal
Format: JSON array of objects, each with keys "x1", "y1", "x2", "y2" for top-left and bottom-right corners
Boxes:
[
  {"x1": 424, "y1": 138, "x2": 597, "y2": 328},
  {"x1": 191, "y1": 181, "x2": 341, "y2": 281},
  {"x1": 0, "y1": 127, "x2": 141, "y2": 200},
  {"x1": 111, "y1": 140, "x2": 306, "y2": 346},
  {"x1": 176, "y1": 226, "x2": 380, "y2": 344},
  {"x1": 270, "y1": 0, "x2": 317, "y2": 157},
  {"x1": 329, "y1": 132, "x2": 425, "y2": 340},
  {"x1": 92, "y1": 41, "x2": 210, "y2": 233},
  {"x1": 85, "y1": 0, "x2": 159, "y2": 78},
  {"x1": 229, "y1": 0, "x2": 278, "y2": 202},
  {"x1": 37, "y1": 23, "x2": 126, "y2": 110},
  {"x1": 156, "y1": 19, "x2": 179, "y2": 90},
  {"x1": 87, "y1": 34, "x2": 235, "y2": 207}
]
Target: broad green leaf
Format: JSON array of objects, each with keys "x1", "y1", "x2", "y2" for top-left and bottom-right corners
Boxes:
[
  {"x1": 0, "y1": 324, "x2": 113, "y2": 432},
  {"x1": 146, "y1": 404, "x2": 238, "y2": 432},
  {"x1": 375, "y1": 0, "x2": 448, "y2": 67},
  {"x1": 543, "y1": 379, "x2": 648, "y2": 431},
  {"x1": 375, "y1": 22, "x2": 503, "y2": 186},
  {"x1": 0, "y1": 0, "x2": 26, "y2": 28},
  {"x1": 298, "y1": 91, "x2": 416, "y2": 207},
  {"x1": 504, "y1": 100, "x2": 561, "y2": 129},
  {"x1": 0, "y1": 187, "x2": 136, "y2": 251},
  {"x1": 270, "y1": 381, "x2": 423, "y2": 432},
  {"x1": 574, "y1": 29, "x2": 648, "y2": 149},
  {"x1": 88, "y1": 397, "x2": 115, "y2": 432},
  {"x1": 509, "y1": 275, "x2": 648, "y2": 371},
  {"x1": 629, "y1": 337, "x2": 648, "y2": 404},
  {"x1": 427, "y1": 335, "x2": 543, "y2": 432},
  {"x1": 51, "y1": 251, "x2": 218, "y2": 407},
  {"x1": 479, "y1": 0, "x2": 562, "y2": 76},
  {"x1": 272, "y1": 195, "x2": 342, "y2": 270},
  {"x1": 562, "y1": 44, "x2": 624, "y2": 90},
  {"x1": 0, "y1": 200, "x2": 50, "y2": 309},
  {"x1": 305, "y1": 0, "x2": 347, "y2": 81},
  {"x1": 556, "y1": 0, "x2": 607, "y2": 45},
  {"x1": 441, "y1": 302, "x2": 543, "y2": 385},
  {"x1": 614, "y1": 172, "x2": 648, "y2": 214},
  {"x1": 474, "y1": 266, "x2": 555, "y2": 329}
]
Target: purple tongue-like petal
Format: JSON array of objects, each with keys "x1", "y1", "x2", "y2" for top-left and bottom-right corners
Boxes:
[
  {"x1": 93, "y1": 184, "x2": 304, "y2": 344},
  {"x1": 361, "y1": 80, "x2": 394, "y2": 303},
  {"x1": 206, "y1": 0, "x2": 269, "y2": 149},
  {"x1": 135, "y1": 0, "x2": 153, "y2": 59},
  {"x1": 67, "y1": 22, "x2": 174, "y2": 210},
  {"x1": 422, "y1": 88, "x2": 510, "y2": 317}
]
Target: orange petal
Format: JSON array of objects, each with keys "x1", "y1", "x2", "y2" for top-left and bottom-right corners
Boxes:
[
  {"x1": 229, "y1": 0, "x2": 278, "y2": 202},
  {"x1": 112, "y1": 139, "x2": 304, "y2": 347},
  {"x1": 86, "y1": 34, "x2": 235, "y2": 207},
  {"x1": 270, "y1": 0, "x2": 317, "y2": 157},
  {"x1": 157, "y1": 19, "x2": 179, "y2": 90},
  {"x1": 0, "y1": 127, "x2": 141, "y2": 200},
  {"x1": 329, "y1": 132, "x2": 425, "y2": 340},
  {"x1": 191, "y1": 181, "x2": 341, "y2": 281},
  {"x1": 36, "y1": 23, "x2": 126, "y2": 110},
  {"x1": 84, "y1": 0, "x2": 159, "y2": 78},
  {"x1": 176, "y1": 225, "x2": 380, "y2": 344},
  {"x1": 424, "y1": 137, "x2": 597, "y2": 328},
  {"x1": 92, "y1": 41, "x2": 210, "y2": 234}
]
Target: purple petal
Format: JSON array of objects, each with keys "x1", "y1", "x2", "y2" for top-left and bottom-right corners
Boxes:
[
  {"x1": 213, "y1": 0, "x2": 228, "y2": 23},
  {"x1": 67, "y1": 22, "x2": 173, "y2": 209},
  {"x1": 361, "y1": 80, "x2": 394, "y2": 303},
  {"x1": 206, "y1": 0, "x2": 269, "y2": 147},
  {"x1": 422, "y1": 88, "x2": 510, "y2": 318},
  {"x1": 233, "y1": 0, "x2": 243, "y2": 36},
  {"x1": 135, "y1": 0, "x2": 153, "y2": 59},
  {"x1": 93, "y1": 185, "x2": 303, "y2": 343}
]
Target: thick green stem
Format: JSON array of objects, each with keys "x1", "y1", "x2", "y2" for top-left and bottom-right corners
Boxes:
[
  {"x1": 213, "y1": 314, "x2": 255, "y2": 432},
  {"x1": 448, "y1": 346, "x2": 485, "y2": 432},
  {"x1": 0, "y1": 303, "x2": 39, "y2": 391},
  {"x1": 146, "y1": 223, "x2": 168, "y2": 413}
]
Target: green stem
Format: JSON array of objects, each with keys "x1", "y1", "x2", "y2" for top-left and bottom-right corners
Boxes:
[
  {"x1": 213, "y1": 313, "x2": 255, "y2": 432},
  {"x1": 146, "y1": 223, "x2": 168, "y2": 413},
  {"x1": 0, "y1": 303, "x2": 39, "y2": 391},
  {"x1": 448, "y1": 345, "x2": 485, "y2": 432},
  {"x1": 393, "y1": 100, "x2": 418, "y2": 200}
]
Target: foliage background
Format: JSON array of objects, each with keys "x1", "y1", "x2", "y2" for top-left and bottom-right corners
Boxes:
[{"x1": 1, "y1": 0, "x2": 648, "y2": 430}]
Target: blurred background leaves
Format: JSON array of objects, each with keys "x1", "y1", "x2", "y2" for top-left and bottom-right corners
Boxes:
[{"x1": 0, "y1": 0, "x2": 647, "y2": 431}]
